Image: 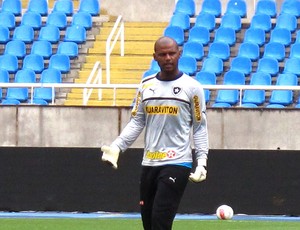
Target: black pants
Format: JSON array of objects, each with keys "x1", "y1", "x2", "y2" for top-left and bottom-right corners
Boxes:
[{"x1": 140, "y1": 165, "x2": 191, "y2": 230}]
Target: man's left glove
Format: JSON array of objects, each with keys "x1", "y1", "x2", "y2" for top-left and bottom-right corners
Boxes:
[
  {"x1": 189, "y1": 159, "x2": 207, "y2": 183},
  {"x1": 100, "y1": 145, "x2": 120, "y2": 169}
]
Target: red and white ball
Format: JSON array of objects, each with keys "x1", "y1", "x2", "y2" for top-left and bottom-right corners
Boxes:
[{"x1": 216, "y1": 204, "x2": 234, "y2": 220}]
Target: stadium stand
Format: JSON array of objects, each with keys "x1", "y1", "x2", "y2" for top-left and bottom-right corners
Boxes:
[
  {"x1": 182, "y1": 41, "x2": 204, "y2": 61},
  {"x1": 52, "y1": 0, "x2": 74, "y2": 16},
  {"x1": 237, "y1": 42, "x2": 260, "y2": 61},
  {"x1": 78, "y1": 0, "x2": 100, "y2": 16},
  {"x1": 254, "y1": 0, "x2": 277, "y2": 18},
  {"x1": 4, "y1": 40, "x2": 26, "y2": 59},
  {"x1": 219, "y1": 13, "x2": 242, "y2": 32},
  {"x1": 207, "y1": 41, "x2": 230, "y2": 61},
  {"x1": 0, "y1": 25, "x2": 10, "y2": 44},
  {"x1": 0, "y1": 11, "x2": 16, "y2": 30},
  {"x1": 46, "y1": 11, "x2": 68, "y2": 30},
  {"x1": 26, "y1": 0, "x2": 48, "y2": 16},
  {"x1": 31, "y1": 40, "x2": 53, "y2": 59},
  {"x1": 22, "y1": 54, "x2": 45, "y2": 73},
  {"x1": 0, "y1": 54, "x2": 19, "y2": 73},
  {"x1": 20, "y1": 11, "x2": 42, "y2": 30},
  {"x1": 187, "y1": 26, "x2": 210, "y2": 46},
  {"x1": 178, "y1": 56, "x2": 198, "y2": 76},
  {"x1": 173, "y1": 0, "x2": 195, "y2": 17},
  {"x1": 280, "y1": 0, "x2": 300, "y2": 18},
  {"x1": 225, "y1": 0, "x2": 247, "y2": 18},
  {"x1": 12, "y1": 25, "x2": 35, "y2": 44},
  {"x1": 38, "y1": 25, "x2": 61, "y2": 44},
  {"x1": 194, "y1": 12, "x2": 215, "y2": 32},
  {"x1": 169, "y1": 12, "x2": 190, "y2": 31},
  {"x1": 200, "y1": 0, "x2": 222, "y2": 17}
]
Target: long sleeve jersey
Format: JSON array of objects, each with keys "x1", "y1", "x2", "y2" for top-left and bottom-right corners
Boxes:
[{"x1": 112, "y1": 72, "x2": 209, "y2": 167}]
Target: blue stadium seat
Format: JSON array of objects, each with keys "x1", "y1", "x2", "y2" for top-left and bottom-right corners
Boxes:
[
  {"x1": 31, "y1": 40, "x2": 53, "y2": 59},
  {"x1": 237, "y1": 42, "x2": 260, "y2": 61},
  {"x1": 263, "y1": 42, "x2": 286, "y2": 62},
  {"x1": 49, "y1": 54, "x2": 70, "y2": 73},
  {"x1": 194, "y1": 12, "x2": 215, "y2": 32},
  {"x1": 64, "y1": 25, "x2": 87, "y2": 44},
  {"x1": 255, "y1": 0, "x2": 277, "y2": 18},
  {"x1": 275, "y1": 13, "x2": 297, "y2": 32},
  {"x1": 283, "y1": 57, "x2": 300, "y2": 76},
  {"x1": 4, "y1": 40, "x2": 26, "y2": 59},
  {"x1": 250, "y1": 13, "x2": 272, "y2": 32},
  {"x1": 269, "y1": 73, "x2": 297, "y2": 106},
  {"x1": 219, "y1": 13, "x2": 241, "y2": 32},
  {"x1": 1, "y1": 0, "x2": 22, "y2": 16},
  {"x1": 22, "y1": 54, "x2": 45, "y2": 73},
  {"x1": 21, "y1": 11, "x2": 42, "y2": 31},
  {"x1": 13, "y1": 25, "x2": 35, "y2": 44},
  {"x1": 230, "y1": 56, "x2": 252, "y2": 75},
  {"x1": 269, "y1": 27, "x2": 291, "y2": 47},
  {"x1": 215, "y1": 70, "x2": 245, "y2": 105},
  {"x1": 201, "y1": 57, "x2": 223, "y2": 76},
  {"x1": 149, "y1": 59, "x2": 160, "y2": 72},
  {"x1": 0, "y1": 54, "x2": 18, "y2": 73},
  {"x1": 0, "y1": 12, "x2": 16, "y2": 30},
  {"x1": 289, "y1": 43, "x2": 300, "y2": 59},
  {"x1": 174, "y1": 0, "x2": 195, "y2": 17},
  {"x1": 182, "y1": 41, "x2": 204, "y2": 61},
  {"x1": 195, "y1": 71, "x2": 216, "y2": 103},
  {"x1": 201, "y1": 0, "x2": 222, "y2": 17},
  {"x1": 187, "y1": 26, "x2": 210, "y2": 46},
  {"x1": 266, "y1": 104, "x2": 285, "y2": 108},
  {"x1": 52, "y1": 0, "x2": 74, "y2": 16},
  {"x1": 240, "y1": 103, "x2": 258, "y2": 108},
  {"x1": 0, "y1": 69, "x2": 9, "y2": 99},
  {"x1": 0, "y1": 25, "x2": 10, "y2": 44},
  {"x1": 280, "y1": 0, "x2": 300, "y2": 18},
  {"x1": 142, "y1": 70, "x2": 158, "y2": 78},
  {"x1": 1, "y1": 98, "x2": 21, "y2": 105},
  {"x1": 57, "y1": 41, "x2": 79, "y2": 59},
  {"x1": 30, "y1": 98, "x2": 49, "y2": 105},
  {"x1": 178, "y1": 56, "x2": 197, "y2": 76},
  {"x1": 208, "y1": 42, "x2": 230, "y2": 61},
  {"x1": 242, "y1": 72, "x2": 271, "y2": 105},
  {"x1": 46, "y1": 12, "x2": 68, "y2": 30},
  {"x1": 163, "y1": 26, "x2": 185, "y2": 45},
  {"x1": 213, "y1": 27, "x2": 236, "y2": 46},
  {"x1": 26, "y1": 0, "x2": 48, "y2": 16},
  {"x1": 72, "y1": 12, "x2": 93, "y2": 30},
  {"x1": 243, "y1": 27, "x2": 265, "y2": 47},
  {"x1": 212, "y1": 102, "x2": 232, "y2": 108},
  {"x1": 6, "y1": 69, "x2": 36, "y2": 102},
  {"x1": 78, "y1": 0, "x2": 100, "y2": 16},
  {"x1": 169, "y1": 12, "x2": 190, "y2": 31},
  {"x1": 256, "y1": 57, "x2": 279, "y2": 76},
  {"x1": 225, "y1": 0, "x2": 247, "y2": 18},
  {"x1": 38, "y1": 25, "x2": 60, "y2": 44}
]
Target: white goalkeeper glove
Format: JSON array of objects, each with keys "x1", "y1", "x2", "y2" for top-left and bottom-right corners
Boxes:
[
  {"x1": 101, "y1": 144, "x2": 120, "y2": 169},
  {"x1": 189, "y1": 159, "x2": 207, "y2": 183}
]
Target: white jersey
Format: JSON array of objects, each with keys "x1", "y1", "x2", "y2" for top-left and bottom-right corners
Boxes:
[{"x1": 112, "y1": 72, "x2": 209, "y2": 167}]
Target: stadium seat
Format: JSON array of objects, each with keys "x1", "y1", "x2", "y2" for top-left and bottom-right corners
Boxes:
[
  {"x1": 57, "y1": 41, "x2": 79, "y2": 59},
  {"x1": 30, "y1": 98, "x2": 49, "y2": 105},
  {"x1": 208, "y1": 42, "x2": 230, "y2": 61},
  {"x1": 212, "y1": 102, "x2": 232, "y2": 108},
  {"x1": 49, "y1": 54, "x2": 71, "y2": 73},
  {"x1": 269, "y1": 73, "x2": 297, "y2": 106},
  {"x1": 230, "y1": 56, "x2": 252, "y2": 75},
  {"x1": 78, "y1": 0, "x2": 100, "y2": 16},
  {"x1": 215, "y1": 70, "x2": 245, "y2": 105},
  {"x1": 225, "y1": 0, "x2": 247, "y2": 18},
  {"x1": 174, "y1": 0, "x2": 195, "y2": 17},
  {"x1": 201, "y1": 57, "x2": 223, "y2": 76},
  {"x1": 243, "y1": 28, "x2": 265, "y2": 47},
  {"x1": 280, "y1": 0, "x2": 300, "y2": 18},
  {"x1": 38, "y1": 25, "x2": 61, "y2": 44},
  {"x1": 0, "y1": 25, "x2": 10, "y2": 44},
  {"x1": 72, "y1": 12, "x2": 93, "y2": 30},
  {"x1": 149, "y1": 59, "x2": 160, "y2": 72},
  {"x1": 26, "y1": 0, "x2": 48, "y2": 16},
  {"x1": 242, "y1": 72, "x2": 271, "y2": 105},
  {"x1": 255, "y1": 0, "x2": 277, "y2": 18},
  {"x1": 1, "y1": 98, "x2": 21, "y2": 105},
  {"x1": 6, "y1": 69, "x2": 36, "y2": 102},
  {"x1": 266, "y1": 104, "x2": 285, "y2": 108},
  {"x1": 237, "y1": 42, "x2": 260, "y2": 61},
  {"x1": 21, "y1": 11, "x2": 42, "y2": 31},
  {"x1": 31, "y1": 40, "x2": 53, "y2": 59},
  {"x1": 46, "y1": 12, "x2": 68, "y2": 30},
  {"x1": 201, "y1": 0, "x2": 222, "y2": 17},
  {"x1": 256, "y1": 57, "x2": 279, "y2": 76},
  {"x1": 269, "y1": 28, "x2": 292, "y2": 47},
  {"x1": 0, "y1": 54, "x2": 18, "y2": 73},
  {"x1": 250, "y1": 13, "x2": 272, "y2": 32},
  {"x1": 295, "y1": 30, "x2": 300, "y2": 44},
  {"x1": 283, "y1": 57, "x2": 300, "y2": 76},
  {"x1": 142, "y1": 69, "x2": 158, "y2": 78},
  {"x1": 289, "y1": 43, "x2": 300, "y2": 59},
  {"x1": 194, "y1": 12, "x2": 215, "y2": 32},
  {"x1": 195, "y1": 71, "x2": 216, "y2": 103},
  {"x1": 0, "y1": 12, "x2": 16, "y2": 30},
  {"x1": 4, "y1": 40, "x2": 26, "y2": 59},
  {"x1": 22, "y1": 54, "x2": 45, "y2": 73},
  {"x1": 64, "y1": 25, "x2": 87, "y2": 44},
  {"x1": 219, "y1": 13, "x2": 242, "y2": 32},
  {"x1": 263, "y1": 42, "x2": 286, "y2": 62},
  {"x1": 163, "y1": 26, "x2": 185, "y2": 46},
  {"x1": 275, "y1": 13, "x2": 297, "y2": 33},
  {"x1": 178, "y1": 56, "x2": 197, "y2": 76},
  {"x1": 52, "y1": 0, "x2": 74, "y2": 16},
  {"x1": 0, "y1": 69, "x2": 9, "y2": 99},
  {"x1": 187, "y1": 26, "x2": 210, "y2": 46},
  {"x1": 213, "y1": 27, "x2": 236, "y2": 46},
  {"x1": 1, "y1": 0, "x2": 22, "y2": 16},
  {"x1": 240, "y1": 103, "x2": 258, "y2": 108},
  {"x1": 169, "y1": 12, "x2": 190, "y2": 31},
  {"x1": 182, "y1": 41, "x2": 204, "y2": 61},
  {"x1": 12, "y1": 25, "x2": 35, "y2": 44}
]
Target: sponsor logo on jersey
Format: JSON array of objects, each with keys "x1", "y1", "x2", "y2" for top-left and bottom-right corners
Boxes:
[
  {"x1": 173, "y1": 86, "x2": 182, "y2": 95},
  {"x1": 145, "y1": 106, "x2": 179, "y2": 115},
  {"x1": 131, "y1": 91, "x2": 141, "y2": 117},
  {"x1": 145, "y1": 150, "x2": 177, "y2": 160},
  {"x1": 193, "y1": 95, "x2": 201, "y2": 122}
]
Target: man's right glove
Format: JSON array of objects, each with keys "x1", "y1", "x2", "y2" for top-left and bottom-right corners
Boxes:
[
  {"x1": 100, "y1": 145, "x2": 120, "y2": 169},
  {"x1": 189, "y1": 158, "x2": 207, "y2": 183}
]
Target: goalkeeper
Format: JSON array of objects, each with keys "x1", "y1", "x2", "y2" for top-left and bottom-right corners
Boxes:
[{"x1": 101, "y1": 36, "x2": 209, "y2": 230}]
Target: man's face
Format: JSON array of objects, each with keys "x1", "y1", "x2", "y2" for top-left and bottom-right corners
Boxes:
[{"x1": 153, "y1": 42, "x2": 181, "y2": 73}]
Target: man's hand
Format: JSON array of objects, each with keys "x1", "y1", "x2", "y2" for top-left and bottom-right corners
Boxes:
[
  {"x1": 100, "y1": 145, "x2": 120, "y2": 169},
  {"x1": 189, "y1": 158, "x2": 207, "y2": 183}
]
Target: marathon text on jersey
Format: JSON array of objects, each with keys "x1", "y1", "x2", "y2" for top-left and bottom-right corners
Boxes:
[{"x1": 145, "y1": 106, "x2": 179, "y2": 115}]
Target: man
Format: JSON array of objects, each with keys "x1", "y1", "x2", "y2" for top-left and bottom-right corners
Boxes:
[{"x1": 101, "y1": 36, "x2": 209, "y2": 230}]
